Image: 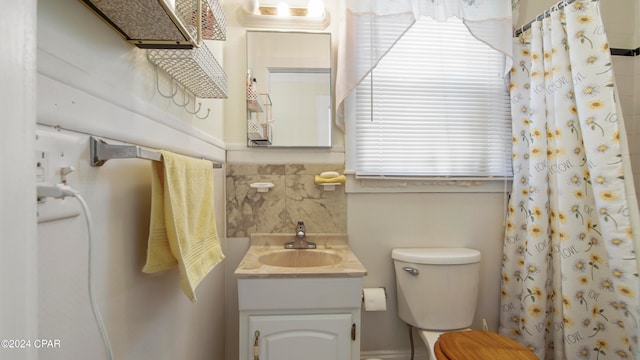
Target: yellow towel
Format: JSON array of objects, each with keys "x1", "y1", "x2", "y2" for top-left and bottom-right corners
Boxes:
[
  {"x1": 142, "y1": 150, "x2": 224, "y2": 302},
  {"x1": 314, "y1": 175, "x2": 346, "y2": 185}
]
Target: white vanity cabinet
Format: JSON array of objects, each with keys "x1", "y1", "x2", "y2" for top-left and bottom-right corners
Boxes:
[
  {"x1": 238, "y1": 277, "x2": 363, "y2": 360},
  {"x1": 249, "y1": 314, "x2": 353, "y2": 360}
]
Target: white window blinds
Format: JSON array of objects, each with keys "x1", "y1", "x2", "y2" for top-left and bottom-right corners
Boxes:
[{"x1": 351, "y1": 17, "x2": 512, "y2": 178}]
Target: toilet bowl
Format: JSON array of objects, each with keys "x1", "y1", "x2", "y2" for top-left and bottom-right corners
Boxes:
[
  {"x1": 392, "y1": 248, "x2": 536, "y2": 359},
  {"x1": 420, "y1": 330, "x2": 450, "y2": 360}
]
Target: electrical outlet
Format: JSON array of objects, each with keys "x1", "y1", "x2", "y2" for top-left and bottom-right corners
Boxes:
[
  {"x1": 36, "y1": 130, "x2": 82, "y2": 223},
  {"x1": 36, "y1": 150, "x2": 49, "y2": 183}
]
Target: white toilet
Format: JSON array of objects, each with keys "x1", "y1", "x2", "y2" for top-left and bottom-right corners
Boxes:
[
  {"x1": 392, "y1": 247, "x2": 481, "y2": 359},
  {"x1": 392, "y1": 247, "x2": 537, "y2": 360}
]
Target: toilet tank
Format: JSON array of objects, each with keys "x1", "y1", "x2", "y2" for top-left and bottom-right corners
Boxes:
[{"x1": 392, "y1": 248, "x2": 481, "y2": 331}]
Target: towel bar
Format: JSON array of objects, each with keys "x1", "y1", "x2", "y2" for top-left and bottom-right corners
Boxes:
[{"x1": 90, "y1": 136, "x2": 223, "y2": 168}]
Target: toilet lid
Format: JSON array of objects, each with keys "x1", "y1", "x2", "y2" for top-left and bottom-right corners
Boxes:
[
  {"x1": 434, "y1": 330, "x2": 537, "y2": 360},
  {"x1": 392, "y1": 248, "x2": 480, "y2": 264}
]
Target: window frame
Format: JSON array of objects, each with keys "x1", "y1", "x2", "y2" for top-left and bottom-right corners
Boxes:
[{"x1": 344, "y1": 17, "x2": 513, "y2": 193}]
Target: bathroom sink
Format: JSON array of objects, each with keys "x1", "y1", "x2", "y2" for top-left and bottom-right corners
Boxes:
[
  {"x1": 235, "y1": 234, "x2": 367, "y2": 277},
  {"x1": 259, "y1": 250, "x2": 342, "y2": 267}
]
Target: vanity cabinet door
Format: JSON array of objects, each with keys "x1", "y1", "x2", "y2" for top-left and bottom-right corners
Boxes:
[{"x1": 248, "y1": 314, "x2": 353, "y2": 360}]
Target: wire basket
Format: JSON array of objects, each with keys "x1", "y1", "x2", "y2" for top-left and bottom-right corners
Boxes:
[
  {"x1": 148, "y1": 43, "x2": 228, "y2": 98},
  {"x1": 248, "y1": 120, "x2": 266, "y2": 140},
  {"x1": 247, "y1": 86, "x2": 258, "y2": 101},
  {"x1": 175, "y1": 0, "x2": 227, "y2": 41}
]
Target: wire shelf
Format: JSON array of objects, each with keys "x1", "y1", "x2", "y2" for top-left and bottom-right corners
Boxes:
[
  {"x1": 175, "y1": 0, "x2": 227, "y2": 42},
  {"x1": 82, "y1": 0, "x2": 226, "y2": 48},
  {"x1": 148, "y1": 43, "x2": 228, "y2": 99},
  {"x1": 247, "y1": 121, "x2": 267, "y2": 140}
]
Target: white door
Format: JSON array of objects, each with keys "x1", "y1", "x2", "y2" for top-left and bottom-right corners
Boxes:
[{"x1": 249, "y1": 314, "x2": 353, "y2": 360}]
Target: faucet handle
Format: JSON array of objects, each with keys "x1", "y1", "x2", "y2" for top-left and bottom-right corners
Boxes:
[{"x1": 296, "y1": 220, "x2": 306, "y2": 237}]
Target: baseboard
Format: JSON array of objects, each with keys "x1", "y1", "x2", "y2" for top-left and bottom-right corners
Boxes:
[{"x1": 360, "y1": 349, "x2": 429, "y2": 360}]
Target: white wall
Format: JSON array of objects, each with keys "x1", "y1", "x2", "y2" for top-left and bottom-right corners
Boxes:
[
  {"x1": 35, "y1": 127, "x2": 226, "y2": 360},
  {"x1": 33, "y1": 1, "x2": 228, "y2": 359},
  {"x1": 1, "y1": 1, "x2": 38, "y2": 360}
]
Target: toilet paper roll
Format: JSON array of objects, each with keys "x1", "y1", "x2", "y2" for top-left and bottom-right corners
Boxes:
[{"x1": 363, "y1": 288, "x2": 387, "y2": 311}]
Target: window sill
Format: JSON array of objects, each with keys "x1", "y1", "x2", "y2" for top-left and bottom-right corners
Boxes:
[{"x1": 344, "y1": 174, "x2": 512, "y2": 194}]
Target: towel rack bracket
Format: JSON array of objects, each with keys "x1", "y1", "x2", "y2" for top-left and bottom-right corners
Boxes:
[
  {"x1": 91, "y1": 137, "x2": 162, "y2": 167},
  {"x1": 89, "y1": 136, "x2": 222, "y2": 168}
]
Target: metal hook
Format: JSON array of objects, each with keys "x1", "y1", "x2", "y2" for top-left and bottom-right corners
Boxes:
[
  {"x1": 154, "y1": 66, "x2": 179, "y2": 99},
  {"x1": 194, "y1": 107, "x2": 211, "y2": 120},
  {"x1": 183, "y1": 92, "x2": 211, "y2": 119},
  {"x1": 171, "y1": 88, "x2": 190, "y2": 107},
  {"x1": 184, "y1": 99, "x2": 203, "y2": 115},
  {"x1": 153, "y1": 65, "x2": 209, "y2": 119}
]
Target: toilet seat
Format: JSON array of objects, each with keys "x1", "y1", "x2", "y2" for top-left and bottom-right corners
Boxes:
[
  {"x1": 418, "y1": 329, "x2": 467, "y2": 360},
  {"x1": 433, "y1": 330, "x2": 537, "y2": 360}
]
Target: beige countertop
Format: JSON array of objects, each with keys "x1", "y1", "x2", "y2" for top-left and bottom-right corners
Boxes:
[{"x1": 234, "y1": 234, "x2": 368, "y2": 278}]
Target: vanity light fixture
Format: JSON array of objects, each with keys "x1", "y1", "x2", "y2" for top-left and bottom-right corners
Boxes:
[
  {"x1": 306, "y1": 0, "x2": 324, "y2": 18},
  {"x1": 277, "y1": 2, "x2": 290, "y2": 16},
  {"x1": 237, "y1": 0, "x2": 329, "y2": 30},
  {"x1": 242, "y1": 0, "x2": 260, "y2": 14}
]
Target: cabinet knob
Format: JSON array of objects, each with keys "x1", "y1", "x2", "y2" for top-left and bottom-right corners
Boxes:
[{"x1": 253, "y1": 330, "x2": 260, "y2": 360}]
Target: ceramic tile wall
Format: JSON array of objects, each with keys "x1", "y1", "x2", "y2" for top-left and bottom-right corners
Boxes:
[
  {"x1": 226, "y1": 164, "x2": 347, "y2": 237},
  {"x1": 612, "y1": 55, "x2": 640, "y2": 196}
]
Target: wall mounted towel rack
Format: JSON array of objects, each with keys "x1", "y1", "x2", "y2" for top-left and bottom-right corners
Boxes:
[{"x1": 90, "y1": 136, "x2": 223, "y2": 168}]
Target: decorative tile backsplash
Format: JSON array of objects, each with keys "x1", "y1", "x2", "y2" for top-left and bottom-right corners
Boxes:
[{"x1": 226, "y1": 164, "x2": 347, "y2": 237}]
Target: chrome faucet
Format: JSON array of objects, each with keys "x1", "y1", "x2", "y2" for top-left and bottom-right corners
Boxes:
[
  {"x1": 284, "y1": 221, "x2": 316, "y2": 249},
  {"x1": 296, "y1": 221, "x2": 306, "y2": 238}
]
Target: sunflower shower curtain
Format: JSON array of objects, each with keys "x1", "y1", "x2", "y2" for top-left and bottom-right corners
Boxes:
[{"x1": 499, "y1": 1, "x2": 639, "y2": 359}]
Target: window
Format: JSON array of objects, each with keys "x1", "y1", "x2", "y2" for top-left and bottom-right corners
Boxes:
[{"x1": 347, "y1": 17, "x2": 512, "y2": 179}]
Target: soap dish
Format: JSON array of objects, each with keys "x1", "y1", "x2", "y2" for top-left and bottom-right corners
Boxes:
[
  {"x1": 250, "y1": 182, "x2": 274, "y2": 192},
  {"x1": 320, "y1": 183, "x2": 342, "y2": 191}
]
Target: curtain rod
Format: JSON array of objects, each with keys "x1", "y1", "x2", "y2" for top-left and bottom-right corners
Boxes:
[{"x1": 514, "y1": 0, "x2": 576, "y2": 37}]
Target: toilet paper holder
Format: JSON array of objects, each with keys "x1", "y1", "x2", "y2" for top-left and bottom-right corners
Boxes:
[{"x1": 361, "y1": 287, "x2": 387, "y2": 302}]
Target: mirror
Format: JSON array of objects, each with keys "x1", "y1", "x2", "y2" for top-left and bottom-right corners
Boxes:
[{"x1": 246, "y1": 31, "x2": 332, "y2": 147}]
